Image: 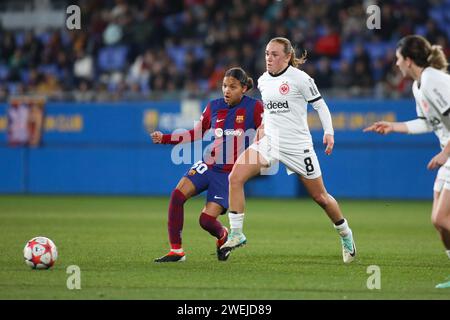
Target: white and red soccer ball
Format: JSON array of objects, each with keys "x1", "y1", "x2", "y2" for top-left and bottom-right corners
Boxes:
[{"x1": 23, "y1": 237, "x2": 58, "y2": 269}]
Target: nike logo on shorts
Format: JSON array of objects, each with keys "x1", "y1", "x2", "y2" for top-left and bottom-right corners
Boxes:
[{"x1": 214, "y1": 195, "x2": 224, "y2": 199}]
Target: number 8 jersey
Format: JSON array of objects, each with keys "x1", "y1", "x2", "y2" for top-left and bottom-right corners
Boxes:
[{"x1": 258, "y1": 65, "x2": 323, "y2": 154}]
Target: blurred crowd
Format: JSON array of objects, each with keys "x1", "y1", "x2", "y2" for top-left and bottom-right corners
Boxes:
[{"x1": 0, "y1": 0, "x2": 450, "y2": 102}]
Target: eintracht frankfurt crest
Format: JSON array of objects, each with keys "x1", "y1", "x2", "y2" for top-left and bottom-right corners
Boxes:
[{"x1": 279, "y1": 82, "x2": 290, "y2": 95}]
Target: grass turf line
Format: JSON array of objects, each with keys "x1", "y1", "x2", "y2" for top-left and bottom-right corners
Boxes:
[{"x1": 0, "y1": 195, "x2": 448, "y2": 299}]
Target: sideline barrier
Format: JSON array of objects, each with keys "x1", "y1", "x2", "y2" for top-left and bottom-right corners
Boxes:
[{"x1": 0, "y1": 100, "x2": 436, "y2": 199}]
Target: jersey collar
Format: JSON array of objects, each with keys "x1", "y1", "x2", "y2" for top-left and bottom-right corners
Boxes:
[
  {"x1": 225, "y1": 95, "x2": 245, "y2": 108},
  {"x1": 269, "y1": 65, "x2": 290, "y2": 77},
  {"x1": 417, "y1": 67, "x2": 429, "y2": 89}
]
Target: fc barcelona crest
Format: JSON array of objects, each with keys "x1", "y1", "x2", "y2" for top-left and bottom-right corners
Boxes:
[{"x1": 236, "y1": 115, "x2": 244, "y2": 123}]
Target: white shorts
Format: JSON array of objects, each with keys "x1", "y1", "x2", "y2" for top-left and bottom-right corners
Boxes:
[
  {"x1": 434, "y1": 166, "x2": 450, "y2": 192},
  {"x1": 249, "y1": 136, "x2": 322, "y2": 179}
]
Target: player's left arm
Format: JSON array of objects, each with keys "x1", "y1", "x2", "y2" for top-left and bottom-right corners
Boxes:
[
  {"x1": 423, "y1": 76, "x2": 450, "y2": 116},
  {"x1": 311, "y1": 98, "x2": 334, "y2": 155},
  {"x1": 297, "y1": 73, "x2": 334, "y2": 155},
  {"x1": 427, "y1": 140, "x2": 450, "y2": 170},
  {"x1": 423, "y1": 74, "x2": 450, "y2": 169}
]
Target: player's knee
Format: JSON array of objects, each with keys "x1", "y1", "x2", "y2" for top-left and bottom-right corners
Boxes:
[
  {"x1": 171, "y1": 188, "x2": 187, "y2": 205},
  {"x1": 431, "y1": 214, "x2": 439, "y2": 230},
  {"x1": 432, "y1": 212, "x2": 450, "y2": 231},
  {"x1": 199, "y1": 214, "x2": 207, "y2": 230},
  {"x1": 229, "y1": 171, "x2": 244, "y2": 188},
  {"x1": 312, "y1": 192, "x2": 329, "y2": 208},
  {"x1": 199, "y1": 212, "x2": 216, "y2": 230}
]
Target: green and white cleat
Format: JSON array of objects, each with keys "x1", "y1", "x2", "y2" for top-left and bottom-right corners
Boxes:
[
  {"x1": 340, "y1": 231, "x2": 356, "y2": 263},
  {"x1": 435, "y1": 277, "x2": 450, "y2": 289},
  {"x1": 219, "y1": 231, "x2": 247, "y2": 255}
]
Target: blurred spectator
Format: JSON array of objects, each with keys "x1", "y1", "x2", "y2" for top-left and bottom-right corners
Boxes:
[
  {"x1": 352, "y1": 61, "x2": 374, "y2": 90},
  {"x1": 382, "y1": 64, "x2": 412, "y2": 99},
  {"x1": 314, "y1": 57, "x2": 333, "y2": 89},
  {"x1": 73, "y1": 50, "x2": 94, "y2": 82},
  {"x1": 73, "y1": 80, "x2": 94, "y2": 102},
  {"x1": 331, "y1": 60, "x2": 353, "y2": 90},
  {"x1": 314, "y1": 24, "x2": 341, "y2": 58},
  {"x1": 0, "y1": 0, "x2": 448, "y2": 102},
  {"x1": 35, "y1": 74, "x2": 63, "y2": 100},
  {"x1": 424, "y1": 20, "x2": 448, "y2": 44}
]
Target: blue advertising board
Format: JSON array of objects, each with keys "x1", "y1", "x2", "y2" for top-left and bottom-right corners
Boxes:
[{"x1": 0, "y1": 99, "x2": 438, "y2": 199}]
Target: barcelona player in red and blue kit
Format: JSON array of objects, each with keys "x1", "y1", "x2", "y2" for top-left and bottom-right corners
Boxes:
[{"x1": 150, "y1": 67, "x2": 264, "y2": 262}]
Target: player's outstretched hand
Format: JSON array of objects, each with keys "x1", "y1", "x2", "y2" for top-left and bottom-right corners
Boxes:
[
  {"x1": 151, "y1": 131, "x2": 163, "y2": 144},
  {"x1": 323, "y1": 134, "x2": 334, "y2": 155},
  {"x1": 427, "y1": 151, "x2": 448, "y2": 170},
  {"x1": 363, "y1": 121, "x2": 393, "y2": 135}
]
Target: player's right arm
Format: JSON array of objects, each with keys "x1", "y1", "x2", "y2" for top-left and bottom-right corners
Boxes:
[
  {"x1": 364, "y1": 119, "x2": 432, "y2": 135},
  {"x1": 365, "y1": 99, "x2": 433, "y2": 135},
  {"x1": 253, "y1": 100, "x2": 265, "y2": 142},
  {"x1": 151, "y1": 131, "x2": 163, "y2": 143},
  {"x1": 150, "y1": 103, "x2": 212, "y2": 145},
  {"x1": 363, "y1": 121, "x2": 408, "y2": 135}
]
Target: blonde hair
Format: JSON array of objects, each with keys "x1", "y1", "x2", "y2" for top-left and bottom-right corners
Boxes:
[
  {"x1": 269, "y1": 37, "x2": 307, "y2": 67},
  {"x1": 428, "y1": 45, "x2": 449, "y2": 72},
  {"x1": 397, "y1": 35, "x2": 449, "y2": 72}
]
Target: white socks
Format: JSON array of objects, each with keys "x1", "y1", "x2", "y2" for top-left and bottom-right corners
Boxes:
[
  {"x1": 229, "y1": 212, "x2": 245, "y2": 233},
  {"x1": 334, "y1": 219, "x2": 351, "y2": 237},
  {"x1": 446, "y1": 250, "x2": 450, "y2": 259}
]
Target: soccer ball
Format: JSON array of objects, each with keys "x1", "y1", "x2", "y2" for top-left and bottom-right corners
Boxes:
[{"x1": 23, "y1": 236, "x2": 58, "y2": 269}]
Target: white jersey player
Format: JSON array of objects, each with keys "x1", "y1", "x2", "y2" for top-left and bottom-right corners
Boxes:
[
  {"x1": 256, "y1": 64, "x2": 334, "y2": 178},
  {"x1": 365, "y1": 35, "x2": 450, "y2": 287},
  {"x1": 220, "y1": 37, "x2": 357, "y2": 264},
  {"x1": 411, "y1": 66, "x2": 450, "y2": 163}
]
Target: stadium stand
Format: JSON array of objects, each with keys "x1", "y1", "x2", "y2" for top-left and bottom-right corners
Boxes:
[{"x1": 0, "y1": 0, "x2": 449, "y2": 102}]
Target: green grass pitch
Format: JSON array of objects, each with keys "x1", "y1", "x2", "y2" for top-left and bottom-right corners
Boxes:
[{"x1": 0, "y1": 195, "x2": 448, "y2": 300}]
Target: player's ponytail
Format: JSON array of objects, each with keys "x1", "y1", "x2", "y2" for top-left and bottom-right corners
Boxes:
[
  {"x1": 397, "y1": 35, "x2": 449, "y2": 73},
  {"x1": 245, "y1": 77, "x2": 254, "y2": 91},
  {"x1": 293, "y1": 49, "x2": 308, "y2": 67},
  {"x1": 428, "y1": 45, "x2": 449, "y2": 72},
  {"x1": 224, "y1": 67, "x2": 253, "y2": 91},
  {"x1": 269, "y1": 37, "x2": 307, "y2": 68}
]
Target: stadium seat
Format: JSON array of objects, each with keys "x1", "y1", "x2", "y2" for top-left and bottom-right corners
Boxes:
[
  {"x1": 37, "y1": 64, "x2": 59, "y2": 77},
  {"x1": 140, "y1": 79, "x2": 150, "y2": 94},
  {"x1": 97, "y1": 46, "x2": 129, "y2": 72},
  {"x1": 7, "y1": 82, "x2": 18, "y2": 95},
  {"x1": 193, "y1": 44, "x2": 206, "y2": 60},
  {"x1": 330, "y1": 59, "x2": 341, "y2": 72},
  {"x1": 429, "y1": 9, "x2": 445, "y2": 26},
  {"x1": 14, "y1": 31, "x2": 25, "y2": 47},
  {"x1": 167, "y1": 45, "x2": 188, "y2": 70},
  {"x1": 197, "y1": 79, "x2": 208, "y2": 91},
  {"x1": 37, "y1": 32, "x2": 51, "y2": 45},
  {"x1": 0, "y1": 65, "x2": 9, "y2": 80},
  {"x1": 341, "y1": 43, "x2": 355, "y2": 62},
  {"x1": 414, "y1": 25, "x2": 427, "y2": 36},
  {"x1": 365, "y1": 42, "x2": 393, "y2": 60},
  {"x1": 20, "y1": 69, "x2": 30, "y2": 83},
  {"x1": 163, "y1": 12, "x2": 184, "y2": 34}
]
